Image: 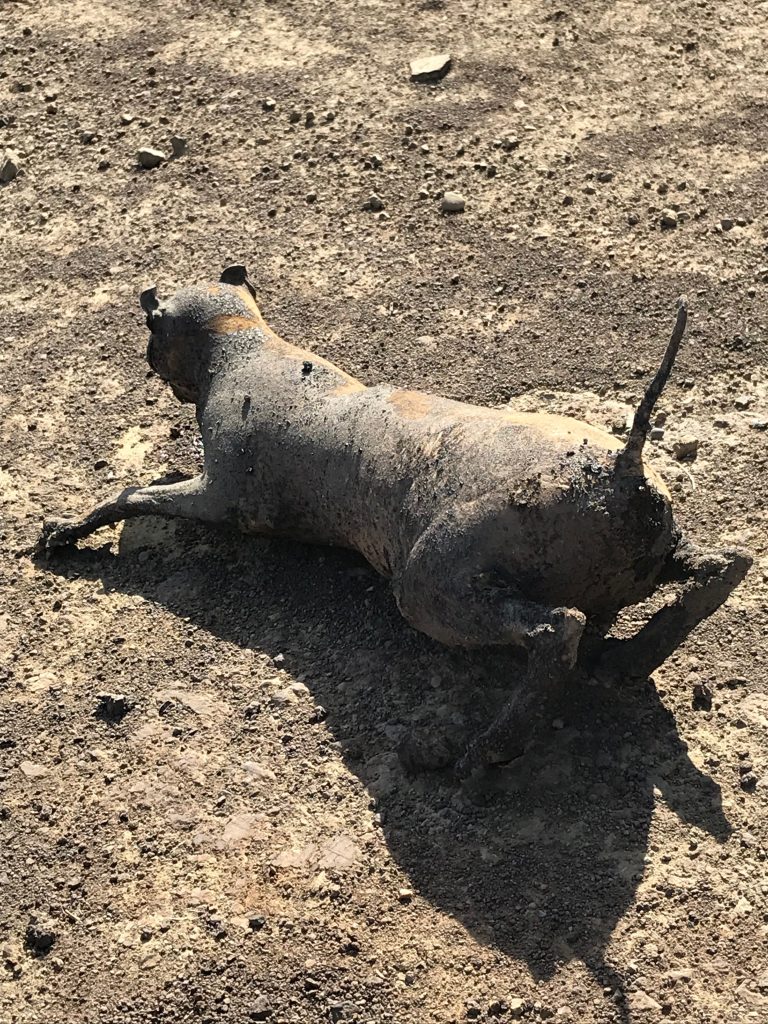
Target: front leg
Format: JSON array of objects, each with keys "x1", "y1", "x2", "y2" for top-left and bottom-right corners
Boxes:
[{"x1": 40, "y1": 474, "x2": 219, "y2": 551}]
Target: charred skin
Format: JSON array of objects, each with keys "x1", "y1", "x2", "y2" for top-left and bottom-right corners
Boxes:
[
  {"x1": 40, "y1": 268, "x2": 752, "y2": 776},
  {"x1": 143, "y1": 281, "x2": 678, "y2": 625}
]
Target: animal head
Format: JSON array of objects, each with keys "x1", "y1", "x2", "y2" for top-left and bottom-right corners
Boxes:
[{"x1": 142, "y1": 265, "x2": 261, "y2": 403}]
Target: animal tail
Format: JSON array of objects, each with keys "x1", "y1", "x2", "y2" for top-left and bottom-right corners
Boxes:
[{"x1": 618, "y1": 297, "x2": 688, "y2": 471}]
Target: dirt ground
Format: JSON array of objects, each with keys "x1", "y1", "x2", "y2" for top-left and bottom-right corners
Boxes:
[{"x1": 2, "y1": 0, "x2": 768, "y2": 1021}]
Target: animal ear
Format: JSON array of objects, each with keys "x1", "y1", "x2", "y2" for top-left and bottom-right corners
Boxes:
[
  {"x1": 139, "y1": 285, "x2": 160, "y2": 327},
  {"x1": 220, "y1": 264, "x2": 258, "y2": 300}
]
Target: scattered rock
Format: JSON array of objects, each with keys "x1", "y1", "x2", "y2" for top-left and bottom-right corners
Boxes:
[
  {"x1": 170, "y1": 135, "x2": 188, "y2": 157},
  {"x1": 365, "y1": 193, "x2": 384, "y2": 212},
  {"x1": 1, "y1": 150, "x2": 22, "y2": 183},
  {"x1": 596, "y1": 170, "x2": 614, "y2": 183},
  {"x1": 740, "y1": 771, "x2": 758, "y2": 792},
  {"x1": 508, "y1": 998, "x2": 526, "y2": 1018},
  {"x1": 24, "y1": 919, "x2": 56, "y2": 955},
  {"x1": 672, "y1": 436, "x2": 698, "y2": 460},
  {"x1": 410, "y1": 53, "x2": 452, "y2": 82},
  {"x1": 79, "y1": 130, "x2": 97, "y2": 144},
  {"x1": 719, "y1": 217, "x2": 734, "y2": 231},
  {"x1": 441, "y1": 191, "x2": 466, "y2": 213},
  {"x1": 692, "y1": 682, "x2": 713, "y2": 711},
  {"x1": 19, "y1": 761, "x2": 49, "y2": 779},
  {"x1": 398, "y1": 888, "x2": 414, "y2": 902},
  {"x1": 137, "y1": 147, "x2": 166, "y2": 169},
  {"x1": 262, "y1": 97, "x2": 276, "y2": 111},
  {"x1": 270, "y1": 687, "x2": 298, "y2": 707},
  {"x1": 96, "y1": 692, "x2": 133, "y2": 721},
  {"x1": 660, "y1": 209, "x2": 678, "y2": 229},
  {"x1": 750, "y1": 419, "x2": 767, "y2": 431},
  {"x1": 120, "y1": 112, "x2": 135, "y2": 125},
  {"x1": 242, "y1": 761, "x2": 277, "y2": 784},
  {"x1": 734, "y1": 394, "x2": 751, "y2": 410},
  {"x1": 630, "y1": 991, "x2": 661, "y2": 1012},
  {"x1": 249, "y1": 995, "x2": 273, "y2": 1020},
  {"x1": 650, "y1": 426, "x2": 665, "y2": 441}
]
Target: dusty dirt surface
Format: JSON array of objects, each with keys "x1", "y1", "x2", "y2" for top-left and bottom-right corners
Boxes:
[{"x1": 2, "y1": 1, "x2": 768, "y2": 1022}]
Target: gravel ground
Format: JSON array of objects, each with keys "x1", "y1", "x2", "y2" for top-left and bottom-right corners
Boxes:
[{"x1": 1, "y1": 1, "x2": 767, "y2": 1022}]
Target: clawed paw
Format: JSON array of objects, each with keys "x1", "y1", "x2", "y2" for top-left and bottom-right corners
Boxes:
[{"x1": 37, "y1": 518, "x2": 80, "y2": 554}]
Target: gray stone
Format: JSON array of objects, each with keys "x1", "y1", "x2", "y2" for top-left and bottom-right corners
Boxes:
[
  {"x1": 170, "y1": 135, "x2": 188, "y2": 157},
  {"x1": 660, "y1": 208, "x2": 678, "y2": 228},
  {"x1": 137, "y1": 147, "x2": 166, "y2": 169},
  {"x1": 0, "y1": 150, "x2": 21, "y2": 183},
  {"x1": 673, "y1": 436, "x2": 699, "y2": 460},
  {"x1": 441, "y1": 191, "x2": 466, "y2": 213},
  {"x1": 410, "y1": 53, "x2": 452, "y2": 82}
]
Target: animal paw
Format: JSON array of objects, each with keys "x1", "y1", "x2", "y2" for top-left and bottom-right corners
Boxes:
[{"x1": 38, "y1": 518, "x2": 81, "y2": 553}]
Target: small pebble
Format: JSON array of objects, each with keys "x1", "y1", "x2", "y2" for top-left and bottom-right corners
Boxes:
[
  {"x1": 137, "y1": 147, "x2": 166, "y2": 169},
  {"x1": 24, "y1": 919, "x2": 56, "y2": 955},
  {"x1": 734, "y1": 395, "x2": 751, "y2": 410},
  {"x1": 441, "y1": 191, "x2": 466, "y2": 213},
  {"x1": 673, "y1": 436, "x2": 698, "y2": 460},
  {"x1": 719, "y1": 217, "x2": 734, "y2": 231},
  {"x1": 120, "y1": 112, "x2": 135, "y2": 125},
  {"x1": 170, "y1": 135, "x2": 188, "y2": 157},
  {"x1": 660, "y1": 209, "x2": 678, "y2": 228},
  {"x1": 262, "y1": 97, "x2": 276, "y2": 111},
  {"x1": 0, "y1": 149, "x2": 21, "y2": 182},
  {"x1": 366, "y1": 193, "x2": 384, "y2": 211}
]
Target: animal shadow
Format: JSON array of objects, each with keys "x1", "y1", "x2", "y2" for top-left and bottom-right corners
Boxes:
[{"x1": 41, "y1": 519, "x2": 732, "y2": 1001}]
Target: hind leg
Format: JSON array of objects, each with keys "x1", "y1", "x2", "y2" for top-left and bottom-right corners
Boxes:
[
  {"x1": 453, "y1": 608, "x2": 585, "y2": 778},
  {"x1": 394, "y1": 539, "x2": 585, "y2": 774},
  {"x1": 595, "y1": 539, "x2": 752, "y2": 680}
]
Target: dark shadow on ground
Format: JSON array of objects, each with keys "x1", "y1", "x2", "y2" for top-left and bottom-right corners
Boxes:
[{"x1": 40, "y1": 519, "x2": 732, "y2": 1000}]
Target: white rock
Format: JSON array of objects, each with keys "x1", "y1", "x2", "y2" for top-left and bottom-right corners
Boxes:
[{"x1": 409, "y1": 53, "x2": 452, "y2": 81}]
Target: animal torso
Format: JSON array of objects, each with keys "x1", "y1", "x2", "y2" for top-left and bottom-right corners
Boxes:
[{"x1": 198, "y1": 321, "x2": 678, "y2": 620}]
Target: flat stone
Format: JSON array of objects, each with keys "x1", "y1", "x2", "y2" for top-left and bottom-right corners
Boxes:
[
  {"x1": 441, "y1": 191, "x2": 466, "y2": 213},
  {"x1": 19, "y1": 761, "x2": 49, "y2": 779},
  {"x1": 410, "y1": 53, "x2": 452, "y2": 82},
  {"x1": 137, "y1": 147, "x2": 166, "y2": 169}
]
